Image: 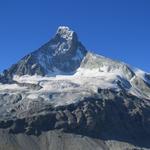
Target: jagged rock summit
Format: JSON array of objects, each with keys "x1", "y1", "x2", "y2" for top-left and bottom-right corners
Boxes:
[
  {"x1": 0, "y1": 26, "x2": 150, "y2": 150},
  {"x1": 1, "y1": 26, "x2": 87, "y2": 81}
]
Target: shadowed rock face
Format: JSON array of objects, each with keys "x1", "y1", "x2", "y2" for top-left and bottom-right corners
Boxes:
[{"x1": 0, "y1": 26, "x2": 87, "y2": 80}]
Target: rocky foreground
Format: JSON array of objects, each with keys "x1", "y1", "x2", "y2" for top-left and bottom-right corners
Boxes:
[
  {"x1": 0, "y1": 130, "x2": 149, "y2": 150},
  {"x1": 0, "y1": 89, "x2": 149, "y2": 149}
]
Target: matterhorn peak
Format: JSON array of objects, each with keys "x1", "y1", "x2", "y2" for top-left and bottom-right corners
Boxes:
[{"x1": 0, "y1": 26, "x2": 87, "y2": 79}]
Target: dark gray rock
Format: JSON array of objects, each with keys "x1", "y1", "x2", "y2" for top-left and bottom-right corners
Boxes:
[
  {"x1": 64, "y1": 110, "x2": 77, "y2": 129},
  {"x1": 74, "y1": 108, "x2": 86, "y2": 125},
  {"x1": 0, "y1": 89, "x2": 149, "y2": 148},
  {"x1": 9, "y1": 118, "x2": 26, "y2": 134},
  {"x1": 54, "y1": 121, "x2": 68, "y2": 131},
  {"x1": 0, "y1": 120, "x2": 13, "y2": 128}
]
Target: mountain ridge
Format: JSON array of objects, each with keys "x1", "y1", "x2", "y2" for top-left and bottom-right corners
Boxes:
[
  {"x1": 0, "y1": 26, "x2": 150, "y2": 150},
  {"x1": 0, "y1": 26, "x2": 87, "y2": 79}
]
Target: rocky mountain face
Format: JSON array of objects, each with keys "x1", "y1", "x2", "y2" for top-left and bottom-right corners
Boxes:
[
  {"x1": 0, "y1": 26, "x2": 150, "y2": 150},
  {"x1": 0, "y1": 26, "x2": 87, "y2": 82}
]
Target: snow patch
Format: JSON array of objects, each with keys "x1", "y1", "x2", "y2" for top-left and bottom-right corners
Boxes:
[{"x1": 0, "y1": 83, "x2": 26, "y2": 91}]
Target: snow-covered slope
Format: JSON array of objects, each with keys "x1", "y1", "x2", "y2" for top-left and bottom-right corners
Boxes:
[
  {"x1": 0, "y1": 52, "x2": 149, "y2": 120},
  {"x1": 12, "y1": 56, "x2": 150, "y2": 104}
]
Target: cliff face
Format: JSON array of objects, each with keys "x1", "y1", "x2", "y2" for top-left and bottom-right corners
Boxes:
[{"x1": 1, "y1": 26, "x2": 87, "y2": 80}]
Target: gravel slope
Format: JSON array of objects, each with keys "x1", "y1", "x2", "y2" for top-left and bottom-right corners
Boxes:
[{"x1": 0, "y1": 130, "x2": 148, "y2": 150}]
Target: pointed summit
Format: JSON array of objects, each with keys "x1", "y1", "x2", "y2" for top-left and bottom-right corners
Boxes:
[
  {"x1": 56, "y1": 26, "x2": 76, "y2": 40},
  {"x1": 0, "y1": 26, "x2": 87, "y2": 81},
  {"x1": 49, "y1": 26, "x2": 79, "y2": 58}
]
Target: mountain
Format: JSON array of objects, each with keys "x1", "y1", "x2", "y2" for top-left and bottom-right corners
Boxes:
[
  {"x1": 1, "y1": 26, "x2": 87, "y2": 80},
  {"x1": 0, "y1": 26, "x2": 150, "y2": 150}
]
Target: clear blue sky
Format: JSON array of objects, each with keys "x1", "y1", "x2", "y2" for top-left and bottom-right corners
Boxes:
[{"x1": 0, "y1": 0, "x2": 150, "y2": 72}]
